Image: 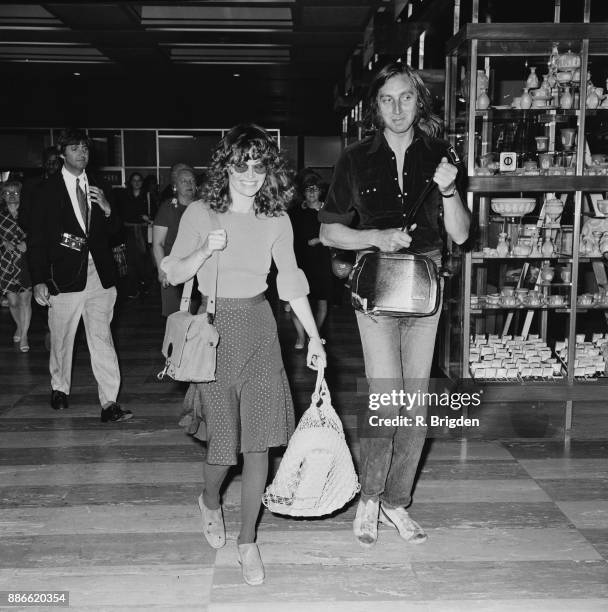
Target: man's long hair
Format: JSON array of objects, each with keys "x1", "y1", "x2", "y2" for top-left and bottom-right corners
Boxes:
[
  {"x1": 364, "y1": 62, "x2": 442, "y2": 138},
  {"x1": 203, "y1": 123, "x2": 292, "y2": 216}
]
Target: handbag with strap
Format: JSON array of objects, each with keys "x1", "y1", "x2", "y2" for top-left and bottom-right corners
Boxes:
[
  {"x1": 349, "y1": 145, "x2": 460, "y2": 318},
  {"x1": 157, "y1": 210, "x2": 220, "y2": 383}
]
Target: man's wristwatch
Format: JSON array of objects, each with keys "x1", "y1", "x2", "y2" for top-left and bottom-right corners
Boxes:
[{"x1": 440, "y1": 188, "x2": 457, "y2": 198}]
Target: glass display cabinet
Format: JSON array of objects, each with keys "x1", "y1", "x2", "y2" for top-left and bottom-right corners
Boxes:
[{"x1": 440, "y1": 20, "x2": 608, "y2": 422}]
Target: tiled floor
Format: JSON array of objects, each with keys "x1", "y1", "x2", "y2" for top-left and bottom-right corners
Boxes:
[{"x1": 0, "y1": 293, "x2": 607, "y2": 611}]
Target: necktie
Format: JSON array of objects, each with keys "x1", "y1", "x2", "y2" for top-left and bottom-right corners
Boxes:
[{"x1": 76, "y1": 177, "x2": 88, "y2": 231}]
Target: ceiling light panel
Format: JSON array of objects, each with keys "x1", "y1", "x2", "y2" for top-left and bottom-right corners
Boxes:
[
  {"x1": 0, "y1": 43, "x2": 109, "y2": 62},
  {"x1": 0, "y1": 4, "x2": 64, "y2": 27},
  {"x1": 141, "y1": 5, "x2": 292, "y2": 29}
]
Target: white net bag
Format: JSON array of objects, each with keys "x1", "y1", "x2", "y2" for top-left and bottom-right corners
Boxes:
[{"x1": 262, "y1": 367, "x2": 360, "y2": 517}]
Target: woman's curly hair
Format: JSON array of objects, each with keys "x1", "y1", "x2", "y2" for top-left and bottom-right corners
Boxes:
[{"x1": 202, "y1": 124, "x2": 293, "y2": 217}]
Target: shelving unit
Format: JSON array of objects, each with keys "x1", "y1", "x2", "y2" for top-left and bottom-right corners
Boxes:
[{"x1": 439, "y1": 11, "x2": 608, "y2": 432}]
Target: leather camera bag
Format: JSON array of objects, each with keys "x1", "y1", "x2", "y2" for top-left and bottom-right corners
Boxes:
[
  {"x1": 350, "y1": 250, "x2": 440, "y2": 317},
  {"x1": 158, "y1": 210, "x2": 220, "y2": 383}
]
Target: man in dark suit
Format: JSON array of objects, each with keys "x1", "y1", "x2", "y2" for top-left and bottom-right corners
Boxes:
[{"x1": 28, "y1": 128, "x2": 132, "y2": 422}]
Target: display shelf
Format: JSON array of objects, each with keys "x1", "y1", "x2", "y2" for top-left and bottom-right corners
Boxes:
[
  {"x1": 440, "y1": 19, "x2": 608, "y2": 399},
  {"x1": 468, "y1": 176, "x2": 608, "y2": 192},
  {"x1": 471, "y1": 254, "x2": 572, "y2": 261},
  {"x1": 457, "y1": 379, "x2": 608, "y2": 402}
]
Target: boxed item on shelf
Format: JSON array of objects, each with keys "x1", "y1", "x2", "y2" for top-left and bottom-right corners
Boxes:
[
  {"x1": 468, "y1": 334, "x2": 563, "y2": 380},
  {"x1": 555, "y1": 334, "x2": 608, "y2": 377}
]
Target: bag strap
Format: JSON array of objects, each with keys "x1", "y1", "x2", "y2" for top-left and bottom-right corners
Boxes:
[
  {"x1": 401, "y1": 145, "x2": 461, "y2": 232},
  {"x1": 179, "y1": 207, "x2": 221, "y2": 320}
]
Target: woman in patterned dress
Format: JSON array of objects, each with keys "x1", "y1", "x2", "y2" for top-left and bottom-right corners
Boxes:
[
  {"x1": 162, "y1": 124, "x2": 327, "y2": 586},
  {"x1": 0, "y1": 180, "x2": 32, "y2": 352}
]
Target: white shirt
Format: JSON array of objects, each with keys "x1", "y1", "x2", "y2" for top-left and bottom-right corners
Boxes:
[{"x1": 61, "y1": 166, "x2": 90, "y2": 233}]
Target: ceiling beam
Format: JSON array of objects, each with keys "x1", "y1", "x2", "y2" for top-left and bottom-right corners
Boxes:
[{"x1": 0, "y1": 29, "x2": 362, "y2": 45}]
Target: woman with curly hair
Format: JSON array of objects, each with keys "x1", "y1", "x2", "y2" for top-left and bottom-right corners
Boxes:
[
  {"x1": 161, "y1": 124, "x2": 326, "y2": 586},
  {"x1": 0, "y1": 180, "x2": 32, "y2": 352}
]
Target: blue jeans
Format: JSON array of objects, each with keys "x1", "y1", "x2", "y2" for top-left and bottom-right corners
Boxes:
[{"x1": 355, "y1": 268, "x2": 442, "y2": 508}]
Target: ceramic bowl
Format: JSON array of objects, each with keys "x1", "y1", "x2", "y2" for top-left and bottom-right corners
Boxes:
[{"x1": 491, "y1": 198, "x2": 536, "y2": 217}]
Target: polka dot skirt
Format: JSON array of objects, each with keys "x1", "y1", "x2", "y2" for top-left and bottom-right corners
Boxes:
[{"x1": 179, "y1": 295, "x2": 295, "y2": 465}]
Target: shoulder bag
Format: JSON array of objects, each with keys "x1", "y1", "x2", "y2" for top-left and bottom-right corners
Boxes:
[{"x1": 157, "y1": 210, "x2": 220, "y2": 383}]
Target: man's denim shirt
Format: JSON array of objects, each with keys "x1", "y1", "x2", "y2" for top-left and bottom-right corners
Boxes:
[{"x1": 320, "y1": 127, "x2": 462, "y2": 253}]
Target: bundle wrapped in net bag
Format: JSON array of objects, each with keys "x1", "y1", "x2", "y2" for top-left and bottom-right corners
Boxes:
[{"x1": 262, "y1": 366, "x2": 360, "y2": 517}]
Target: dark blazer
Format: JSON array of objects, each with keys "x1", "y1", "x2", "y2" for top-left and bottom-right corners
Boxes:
[{"x1": 28, "y1": 172, "x2": 122, "y2": 294}]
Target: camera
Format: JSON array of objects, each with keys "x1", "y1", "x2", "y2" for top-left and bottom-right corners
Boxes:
[{"x1": 59, "y1": 232, "x2": 87, "y2": 252}]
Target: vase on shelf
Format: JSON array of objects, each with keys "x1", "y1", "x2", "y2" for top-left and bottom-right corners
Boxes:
[
  {"x1": 587, "y1": 89, "x2": 600, "y2": 109},
  {"x1": 560, "y1": 86, "x2": 573, "y2": 109},
  {"x1": 548, "y1": 44, "x2": 559, "y2": 72},
  {"x1": 530, "y1": 238, "x2": 542, "y2": 258},
  {"x1": 540, "y1": 264, "x2": 555, "y2": 282},
  {"x1": 496, "y1": 232, "x2": 510, "y2": 257},
  {"x1": 539, "y1": 75, "x2": 551, "y2": 98},
  {"x1": 477, "y1": 87, "x2": 490, "y2": 109},
  {"x1": 541, "y1": 235, "x2": 554, "y2": 257},
  {"x1": 520, "y1": 88, "x2": 532, "y2": 109},
  {"x1": 477, "y1": 69, "x2": 489, "y2": 95},
  {"x1": 526, "y1": 66, "x2": 539, "y2": 89}
]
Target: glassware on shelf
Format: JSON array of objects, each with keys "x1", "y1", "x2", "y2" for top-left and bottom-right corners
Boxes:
[
  {"x1": 491, "y1": 198, "x2": 536, "y2": 216},
  {"x1": 586, "y1": 88, "x2": 600, "y2": 109},
  {"x1": 548, "y1": 43, "x2": 560, "y2": 73},
  {"x1": 530, "y1": 236, "x2": 542, "y2": 257},
  {"x1": 520, "y1": 88, "x2": 532, "y2": 109},
  {"x1": 513, "y1": 236, "x2": 532, "y2": 256},
  {"x1": 538, "y1": 152, "x2": 554, "y2": 171},
  {"x1": 526, "y1": 66, "x2": 539, "y2": 89},
  {"x1": 541, "y1": 234, "x2": 555, "y2": 257},
  {"x1": 560, "y1": 127, "x2": 577, "y2": 150},
  {"x1": 539, "y1": 74, "x2": 551, "y2": 98},
  {"x1": 540, "y1": 264, "x2": 555, "y2": 282},
  {"x1": 556, "y1": 49, "x2": 581, "y2": 71},
  {"x1": 477, "y1": 69, "x2": 489, "y2": 94},
  {"x1": 544, "y1": 197, "x2": 564, "y2": 225},
  {"x1": 559, "y1": 86, "x2": 573, "y2": 109},
  {"x1": 477, "y1": 87, "x2": 491, "y2": 110},
  {"x1": 496, "y1": 232, "x2": 510, "y2": 257}
]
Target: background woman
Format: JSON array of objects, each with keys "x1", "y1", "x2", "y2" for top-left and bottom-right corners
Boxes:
[
  {"x1": 117, "y1": 172, "x2": 153, "y2": 298},
  {"x1": 152, "y1": 165, "x2": 197, "y2": 316},
  {"x1": 0, "y1": 181, "x2": 32, "y2": 351},
  {"x1": 162, "y1": 124, "x2": 326, "y2": 587},
  {"x1": 289, "y1": 171, "x2": 333, "y2": 349}
]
